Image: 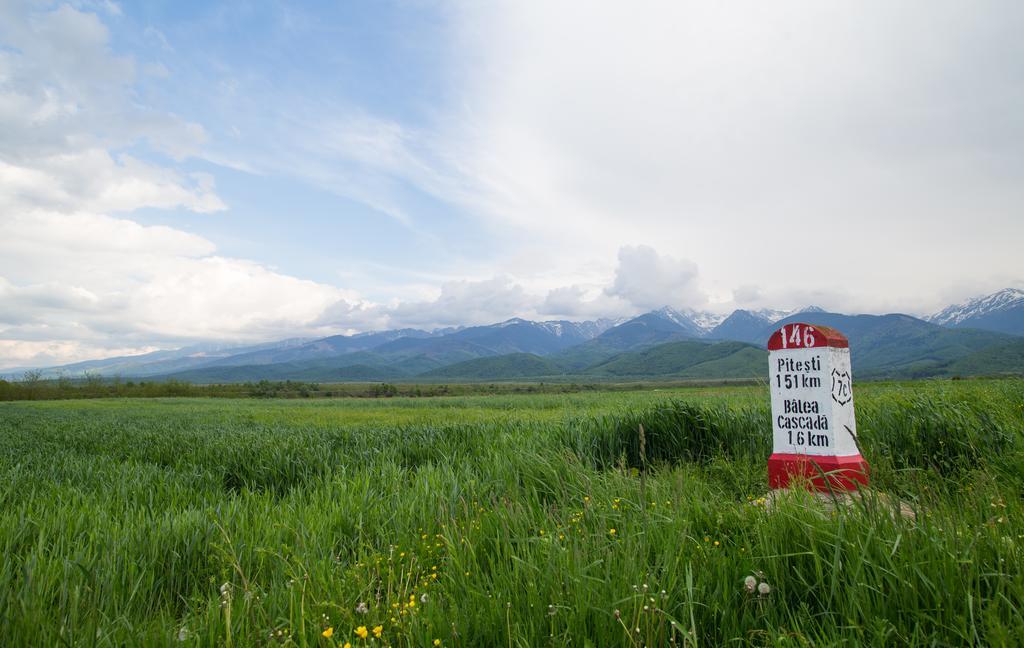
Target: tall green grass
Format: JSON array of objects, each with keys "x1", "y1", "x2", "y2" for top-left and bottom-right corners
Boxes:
[{"x1": 0, "y1": 380, "x2": 1021, "y2": 645}]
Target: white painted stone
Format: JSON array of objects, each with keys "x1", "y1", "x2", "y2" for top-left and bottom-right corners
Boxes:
[{"x1": 768, "y1": 326, "x2": 859, "y2": 458}]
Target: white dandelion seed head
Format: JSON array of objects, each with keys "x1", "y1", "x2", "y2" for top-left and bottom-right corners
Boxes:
[
  {"x1": 744, "y1": 575, "x2": 757, "y2": 592},
  {"x1": 177, "y1": 627, "x2": 189, "y2": 642},
  {"x1": 758, "y1": 582, "x2": 771, "y2": 595},
  {"x1": 356, "y1": 602, "x2": 369, "y2": 614}
]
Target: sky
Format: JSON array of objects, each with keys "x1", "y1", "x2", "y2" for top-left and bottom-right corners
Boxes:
[{"x1": 1, "y1": 0, "x2": 1023, "y2": 369}]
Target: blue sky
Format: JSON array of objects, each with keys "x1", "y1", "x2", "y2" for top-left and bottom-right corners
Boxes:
[
  {"x1": 1, "y1": 0, "x2": 1023, "y2": 368},
  {"x1": 114, "y1": 1, "x2": 487, "y2": 294}
]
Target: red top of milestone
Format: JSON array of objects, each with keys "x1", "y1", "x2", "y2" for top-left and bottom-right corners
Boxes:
[{"x1": 767, "y1": 322, "x2": 849, "y2": 351}]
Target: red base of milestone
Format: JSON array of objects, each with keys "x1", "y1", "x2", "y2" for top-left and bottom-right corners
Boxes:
[{"x1": 768, "y1": 453, "x2": 869, "y2": 491}]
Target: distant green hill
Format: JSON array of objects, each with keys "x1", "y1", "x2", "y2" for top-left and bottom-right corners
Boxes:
[
  {"x1": 549, "y1": 341, "x2": 628, "y2": 371},
  {"x1": 418, "y1": 353, "x2": 563, "y2": 380},
  {"x1": 585, "y1": 340, "x2": 765, "y2": 378},
  {"x1": 932, "y1": 339, "x2": 1024, "y2": 377},
  {"x1": 680, "y1": 346, "x2": 768, "y2": 378}
]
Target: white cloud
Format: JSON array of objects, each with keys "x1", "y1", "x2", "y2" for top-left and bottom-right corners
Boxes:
[
  {"x1": 732, "y1": 285, "x2": 762, "y2": 306},
  {"x1": 441, "y1": 1, "x2": 1024, "y2": 313},
  {"x1": 0, "y1": 340, "x2": 157, "y2": 372},
  {"x1": 605, "y1": 245, "x2": 704, "y2": 311},
  {"x1": 0, "y1": 152, "x2": 225, "y2": 215},
  {"x1": 0, "y1": 3, "x2": 359, "y2": 369},
  {"x1": 0, "y1": 210, "x2": 367, "y2": 368},
  {"x1": 383, "y1": 277, "x2": 534, "y2": 328},
  {"x1": 0, "y1": 2, "x2": 213, "y2": 209},
  {"x1": 540, "y1": 285, "x2": 630, "y2": 319}
]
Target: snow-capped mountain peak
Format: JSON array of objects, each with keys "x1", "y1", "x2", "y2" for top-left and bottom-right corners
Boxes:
[
  {"x1": 494, "y1": 318, "x2": 613, "y2": 341},
  {"x1": 687, "y1": 309, "x2": 728, "y2": 331},
  {"x1": 537, "y1": 321, "x2": 566, "y2": 337},
  {"x1": 651, "y1": 306, "x2": 689, "y2": 326},
  {"x1": 651, "y1": 306, "x2": 727, "y2": 333},
  {"x1": 929, "y1": 288, "x2": 1024, "y2": 326},
  {"x1": 752, "y1": 308, "x2": 790, "y2": 323}
]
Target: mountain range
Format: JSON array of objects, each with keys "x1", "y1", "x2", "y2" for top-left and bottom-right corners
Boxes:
[{"x1": 7, "y1": 288, "x2": 1024, "y2": 383}]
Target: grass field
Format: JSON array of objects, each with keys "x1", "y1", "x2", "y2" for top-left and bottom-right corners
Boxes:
[{"x1": 1, "y1": 380, "x2": 1022, "y2": 646}]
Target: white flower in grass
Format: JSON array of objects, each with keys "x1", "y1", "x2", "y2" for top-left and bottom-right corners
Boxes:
[
  {"x1": 757, "y1": 582, "x2": 771, "y2": 595},
  {"x1": 743, "y1": 575, "x2": 757, "y2": 593},
  {"x1": 177, "y1": 627, "x2": 189, "y2": 642},
  {"x1": 356, "y1": 602, "x2": 369, "y2": 614}
]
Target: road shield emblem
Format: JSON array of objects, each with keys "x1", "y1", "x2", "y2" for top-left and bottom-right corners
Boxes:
[{"x1": 831, "y1": 368, "x2": 852, "y2": 406}]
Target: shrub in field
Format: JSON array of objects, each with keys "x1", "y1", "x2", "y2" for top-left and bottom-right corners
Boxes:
[
  {"x1": 566, "y1": 400, "x2": 770, "y2": 469},
  {"x1": 860, "y1": 394, "x2": 1017, "y2": 477},
  {"x1": 370, "y1": 383, "x2": 400, "y2": 398}
]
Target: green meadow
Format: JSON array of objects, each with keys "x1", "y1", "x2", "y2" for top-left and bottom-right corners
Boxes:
[{"x1": 1, "y1": 380, "x2": 1022, "y2": 646}]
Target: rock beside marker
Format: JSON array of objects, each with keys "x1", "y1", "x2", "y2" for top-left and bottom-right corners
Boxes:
[{"x1": 762, "y1": 488, "x2": 917, "y2": 521}]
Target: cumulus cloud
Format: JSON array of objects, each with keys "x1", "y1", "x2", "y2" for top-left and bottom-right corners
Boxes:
[
  {"x1": 0, "y1": 212, "x2": 360, "y2": 365},
  {"x1": 384, "y1": 277, "x2": 534, "y2": 328},
  {"x1": 732, "y1": 285, "x2": 762, "y2": 305},
  {"x1": 604, "y1": 245, "x2": 704, "y2": 312},
  {"x1": 0, "y1": 153, "x2": 224, "y2": 215},
  {"x1": 0, "y1": 340, "x2": 159, "y2": 371},
  {"x1": 0, "y1": 2, "x2": 216, "y2": 214},
  {"x1": 540, "y1": 285, "x2": 631, "y2": 319}
]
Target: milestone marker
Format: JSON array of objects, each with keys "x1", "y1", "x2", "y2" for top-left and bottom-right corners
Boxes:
[{"x1": 767, "y1": 323, "x2": 868, "y2": 491}]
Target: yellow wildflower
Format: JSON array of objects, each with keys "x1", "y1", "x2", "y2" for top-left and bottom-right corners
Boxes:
[
  {"x1": 355, "y1": 626, "x2": 368, "y2": 639},
  {"x1": 372, "y1": 625, "x2": 383, "y2": 638},
  {"x1": 609, "y1": 528, "x2": 617, "y2": 536},
  {"x1": 434, "y1": 640, "x2": 442, "y2": 646},
  {"x1": 322, "y1": 627, "x2": 334, "y2": 638}
]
